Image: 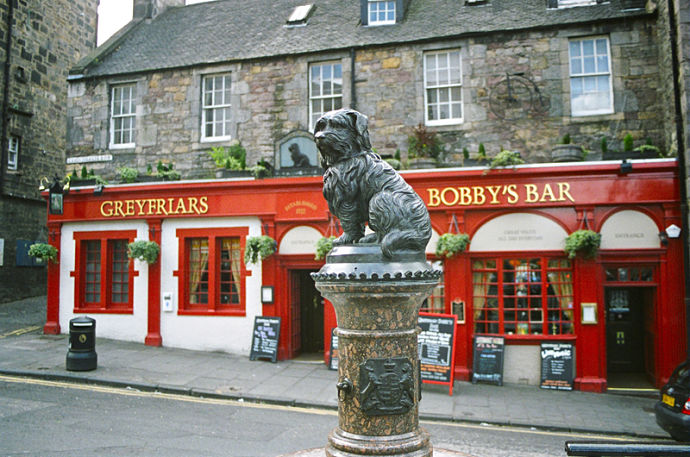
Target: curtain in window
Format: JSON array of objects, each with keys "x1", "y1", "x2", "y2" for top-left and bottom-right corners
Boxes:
[
  {"x1": 222, "y1": 238, "x2": 242, "y2": 304},
  {"x1": 189, "y1": 238, "x2": 209, "y2": 304},
  {"x1": 472, "y1": 261, "x2": 492, "y2": 325}
]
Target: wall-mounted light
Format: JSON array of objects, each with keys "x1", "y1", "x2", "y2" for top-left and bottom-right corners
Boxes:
[
  {"x1": 93, "y1": 184, "x2": 104, "y2": 195},
  {"x1": 619, "y1": 159, "x2": 632, "y2": 174},
  {"x1": 48, "y1": 176, "x2": 63, "y2": 215},
  {"x1": 658, "y1": 231, "x2": 669, "y2": 247},
  {"x1": 261, "y1": 286, "x2": 274, "y2": 304}
]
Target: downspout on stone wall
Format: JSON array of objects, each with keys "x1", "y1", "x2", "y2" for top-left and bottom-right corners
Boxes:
[
  {"x1": 666, "y1": 0, "x2": 690, "y2": 360},
  {"x1": 0, "y1": 0, "x2": 14, "y2": 196},
  {"x1": 350, "y1": 48, "x2": 357, "y2": 110}
]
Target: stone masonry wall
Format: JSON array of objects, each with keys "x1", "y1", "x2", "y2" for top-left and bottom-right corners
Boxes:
[
  {"x1": 0, "y1": 0, "x2": 97, "y2": 303},
  {"x1": 67, "y1": 15, "x2": 665, "y2": 181}
]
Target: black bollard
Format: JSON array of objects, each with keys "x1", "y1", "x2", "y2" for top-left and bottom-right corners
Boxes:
[{"x1": 66, "y1": 316, "x2": 97, "y2": 371}]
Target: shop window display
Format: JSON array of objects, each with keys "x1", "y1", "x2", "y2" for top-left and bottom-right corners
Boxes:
[{"x1": 472, "y1": 257, "x2": 574, "y2": 336}]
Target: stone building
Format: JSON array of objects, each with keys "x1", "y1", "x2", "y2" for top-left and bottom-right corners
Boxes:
[
  {"x1": 67, "y1": 0, "x2": 669, "y2": 180},
  {"x1": 0, "y1": 0, "x2": 97, "y2": 303}
]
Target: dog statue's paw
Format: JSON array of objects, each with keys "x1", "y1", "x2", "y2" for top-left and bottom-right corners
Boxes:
[
  {"x1": 333, "y1": 232, "x2": 360, "y2": 246},
  {"x1": 359, "y1": 233, "x2": 379, "y2": 244}
]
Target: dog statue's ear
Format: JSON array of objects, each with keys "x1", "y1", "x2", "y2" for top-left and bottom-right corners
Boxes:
[{"x1": 346, "y1": 110, "x2": 372, "y2": 151}]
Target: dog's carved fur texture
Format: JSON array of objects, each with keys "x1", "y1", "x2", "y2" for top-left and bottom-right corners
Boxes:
[{"x1": 314, "y1": 109, "x2": 432, "y2": 257}]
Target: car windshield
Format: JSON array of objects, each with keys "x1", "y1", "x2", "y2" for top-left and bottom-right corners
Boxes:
[{"x1": 669, "y1": 362, "x2": 690, "y2": 385}]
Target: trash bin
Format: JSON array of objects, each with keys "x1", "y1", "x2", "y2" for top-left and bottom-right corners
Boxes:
[{"x1": 66, "y1": 316, "x2": 97, "y2": 371}]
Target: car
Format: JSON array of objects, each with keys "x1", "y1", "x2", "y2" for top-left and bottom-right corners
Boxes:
[{"x1": 655, "y1": 360, "x2": 690, "y2": 441}]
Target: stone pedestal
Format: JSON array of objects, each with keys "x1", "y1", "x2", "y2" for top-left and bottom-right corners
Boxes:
[{"x1": 312, "y1": 245, "x2": 441, "y2": 457}]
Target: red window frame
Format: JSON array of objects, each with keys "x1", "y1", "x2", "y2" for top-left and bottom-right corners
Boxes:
[
  {"x1": 73, "y1": 230, "x2": 137, "y2": 314},
  {"x1": 471, "y1": 255, "x2": 575, "y2": 338},
  {"x1": 175, "y1": 227, "x2": 249, "y2": 316}
]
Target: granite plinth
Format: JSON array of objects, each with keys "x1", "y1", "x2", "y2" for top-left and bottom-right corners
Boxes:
[
  {"x1": 313, "y1": 245, "x2": 440, "y2": 457},
  {"x1": 278, "y1": 448, "x2": 476, "y2": 457}
]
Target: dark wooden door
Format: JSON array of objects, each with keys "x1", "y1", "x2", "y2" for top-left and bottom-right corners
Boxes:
[
  {"x1": 290, "y1": 269, "x2": 324, "y2": 356},
  {"x1": 606, "y1": 287, "x2": 645, "y2": 373}
]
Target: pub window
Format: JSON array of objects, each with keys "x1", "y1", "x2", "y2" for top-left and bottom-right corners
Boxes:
[
  {"x1": 7, "y1": 135, "x2": 19, "y2": 170},
  {"x1": 605, "y1": 266, "x2": 654, "y2": 283},
  {"x1": 368, "y1": 1, "x2": 396, "y2": 25},
  {"x1": 176, "y1": 227, "x2": 248, "y2": 316},
  {"x1": 73, "y1": 230, "x2": 137, "y2": 313},
  {"x1": 424, "y1": 50, "x2": 463, "y2": 126},
  {"x1": 472, "y1": 257, "x2": 574, "y2": 336},
  {"x1": 201, "y1": 73, "x2": 232, "y2": 141},
  {"x1": 109, "y1": 83, "x2": 136, "y2": 148},
  {"x1": 569, "y1": 36, "x2": 613, "y2": 116},
  {"x1": 420, "y1": 261, "x2": 445, "y2": 314},
  {"x1": 309, "y1": 62, "x2": 343, "y2": 131}
]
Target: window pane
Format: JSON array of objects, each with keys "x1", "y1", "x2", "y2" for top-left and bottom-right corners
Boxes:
[
  {"x1": 571, "y1": 58, "x2": 582, "y2": 75},
  {"x1": 595, "y1": 38, "x2": 608, "y2": 55},
  {"x1": 583, "y1": 56, "x2": 595, "y2": 74},
  {"x1": 582, "y1": 40, "x2": 594, "y2": 56},
  {"x1": 219, "y1": 238, "x2": 241, "y2": 305},
  {"x1": 569, "y1": 41, "x2": 581, "y2": 58},
  {"x1": 188, "y1": 238, "x2": 209, "y2": 306},
  {"x1": 597, "y1": 55, "x2": 608, "y2": 72}
]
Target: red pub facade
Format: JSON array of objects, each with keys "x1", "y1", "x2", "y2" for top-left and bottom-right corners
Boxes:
[{"x1": 44, "y1": 158, "x2": 686, "y2": 392}]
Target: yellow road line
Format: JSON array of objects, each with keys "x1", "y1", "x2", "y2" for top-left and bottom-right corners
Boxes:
[
  {"x1": 0, "y1": 325, "x2": 41, "y2": 339},
  {"x1": 0, "y1": 374, "x2": 655, "y2": 441}
]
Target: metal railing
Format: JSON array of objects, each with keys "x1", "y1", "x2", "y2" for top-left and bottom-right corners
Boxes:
[{"x1": 565, "y1": 441, "x2": 690, "y2": 456}]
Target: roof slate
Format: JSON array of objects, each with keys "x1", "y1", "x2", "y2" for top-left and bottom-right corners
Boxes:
[{"x1": 74, "y1": 0, "x2": 651, "y2": 79}]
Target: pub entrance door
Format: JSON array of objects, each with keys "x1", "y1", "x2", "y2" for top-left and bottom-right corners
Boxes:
[
  {"x1": 289, "y1": 269, "x2": 324, "y2": 360},
  {"x1": 605, "y1": 286, "x2": 655, "y2": 388}
]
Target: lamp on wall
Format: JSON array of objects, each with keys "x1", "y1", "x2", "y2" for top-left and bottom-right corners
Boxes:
[
  {"x1": 619, "y1": 159, "x2": 632, "y2": 174},
  {"x1": 48, "y1": 176, "x2": 64, "y2": 215}
]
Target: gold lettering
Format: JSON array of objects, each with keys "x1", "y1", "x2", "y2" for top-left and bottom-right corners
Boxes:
[
  {"x1": 505, "y1": 185, "x2": 518, "y2": 204},
  {"x1": 427, "y1": 188, "x2": 441, "y2": 207},
  {"x1": 540, "y1": 184, "x2": 556, "y2": 202},
  {"x1": 136, "y1": 200, "x2": 147, "y2": 214},
  {"x1": 114, "y1": 201, "x2": 125, "y2": 217},
  {"x1": 175, "y1": 198, "x2": 188, "y2": 214},
  {"x1": 188, "y1": 197, "x2": 199, "y2": 215},
  {"x1": 473, "y1": 186, "x2": 486, "y2": 205},
  {"x1": 525, "y1": 184, "x2": 539, "y2": 203},
  {"x1": 198, "y1": 196, "x2": 209, "y2": 213},
  {"x1": 167, "y1": 198, "x2": 174, "y2": 214},
  {"x1": 558, "y1": 182, "x2": 575, "y2": 203},
  {"x1": 125, "y1": 200, "x2": 135, "y2": 216},
  {"x1": 156, "y1": 199, "x2": 168, "y2": 215},
  {"x1": 486, "y1": 186, "x2": 501, "y2": 204},
  {"x1": 459, "y1": 187, "x2": 472, "y2": 206},
  {"x1": 100, "y1": 201, "x2": 113, "y2": 217},
  {"x1": 146, "y1": 199, "x2": 157, "y2": 215},
  {"x1": 441, "y1": 187, "x2": 459, "y2": 206}
]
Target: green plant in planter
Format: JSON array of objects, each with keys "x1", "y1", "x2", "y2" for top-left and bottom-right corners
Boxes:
[
  {"x1": 600, "y1": 137, "x2": 608, "y2": 154},
  {"x1": 385, "y1": 158, "x2": 401, "y2": 170},
  {"x1": 435, "y1": 233, "x2": 470, "y2": 259},
  {"x1": 28, "y1": 242, "x2": 58, "y2": 263},
  {"x1": 209, "y1": 141, "x2": 247, "y2": 170},
  {"x1": 564, "y1": 229, "x2": 601, "y2": 259},
  {"x1": 561, "y1": 133, "x2": 571, "y2": 145},
  {"x1": 488, "y1": 149, "x2": 524, "y2": 170},
  {"x1": 244, "y1": 235, "x2": 277, "y2": 265},
  {"x1": 315, "y1": 236, "x2": 336, "y2": 261},
  {"x1": 117, "y1": 167, "x2": 139, "y2": 183},
  {"x1": 408, "y1": 123, "x2": 441, "y2": 160},
  {"x1": 127, "y1": 240, "x2": 160, "y2": 264},
  {"x1": 623, "y1": 133, "x2": 634, "y2": 152}
]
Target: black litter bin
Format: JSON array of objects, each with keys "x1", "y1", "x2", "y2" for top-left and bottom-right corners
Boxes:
[{"x1": 66, "y1": 316, "x2": 97, "y2": 371}]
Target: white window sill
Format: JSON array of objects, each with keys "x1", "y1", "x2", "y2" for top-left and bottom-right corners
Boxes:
[
  {"x1": 425, "y1": 118, "x2": 463, "y2": 127},
  {"x1": 200, "y1": 136, "x2": 233, "y2": 143},
  {"x1": 109, "y1": 143, "x2": 136, "y2": 150}
]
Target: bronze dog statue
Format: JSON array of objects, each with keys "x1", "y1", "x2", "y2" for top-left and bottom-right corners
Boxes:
[{"x1": 314, "y1": 109, "x2": 432, "y2": 257}]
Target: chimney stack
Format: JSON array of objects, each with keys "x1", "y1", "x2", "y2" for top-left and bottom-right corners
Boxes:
[{"x1": 133, "y1": 0, "x2": 184, "y2": 20}]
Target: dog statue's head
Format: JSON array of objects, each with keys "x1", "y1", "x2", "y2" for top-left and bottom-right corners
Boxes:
[{"x1": 314, "y1": 109, "x2": 372, "y2": 168}]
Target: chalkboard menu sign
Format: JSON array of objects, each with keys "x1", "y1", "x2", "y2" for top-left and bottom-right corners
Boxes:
[
  {"x1": 472, "y1": 335, "x2": 505, "y2": 386},
  {"x1": 249, "y1": 316, "x2": 281, "y2": 362},
  {"x1": 328, "y1": 328, "x2": 339, "y2": 370},
  {"x1": 418, "y1": 312, "x2": 457, "y2": 395},
  {"x1": 540, "y1": 342, "x2": 574, "y2": 390}
]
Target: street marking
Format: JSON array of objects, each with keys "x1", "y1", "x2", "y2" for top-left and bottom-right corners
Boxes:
[
  {"x1": 0, "y1": 374, "x2": 656, "y2": 442},
  {"x1": 0, "y1": 325, "x2": 41, "y2": 339}
]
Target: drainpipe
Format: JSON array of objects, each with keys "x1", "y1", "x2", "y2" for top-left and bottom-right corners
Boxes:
[
  {"x1": 350, "y1": 48, "x2": 357, "y2": 110},
  {"x1": 666, "y1": 0, "x2": 690, "y2": 360},
  {"x1": 0, "y1": 0, "x2": 15, "y2": 196}
]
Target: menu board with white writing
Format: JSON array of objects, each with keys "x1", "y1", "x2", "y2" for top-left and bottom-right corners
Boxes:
[
  {"x1": 472, "y1": 335, "x2": 505, "y2": 386},
  {"x1": 249, "y1": 316, "x2": 281, "y2": 363},
  {"x1": 418, "y1": 313, "x2": 457, "y2": 395},
  {"x1": 540, "y1": 342, "x2": 574, "y2": 391}
]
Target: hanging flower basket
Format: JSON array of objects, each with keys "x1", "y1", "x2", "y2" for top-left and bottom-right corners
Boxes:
[
  {"x1": 28, "y1": 243, "x2": 58, "y2": 264},
  {"x1": 315, "y1": 236, "x2": 336, "y2": 261},
  {"x1": 564, "y1": 229, "x2": 601, "y2": 259},
  {"x1": 127, "y1": 240, "x2": 161, "y2": 264},
  {"x1": 244, "y1": 235, "x2": 277, "y2": 265},
  {"x1": 435, "y1": 233, "x2": 470, "y2": 259}
]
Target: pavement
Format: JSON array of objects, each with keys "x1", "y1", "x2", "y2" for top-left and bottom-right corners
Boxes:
[{"x1": 0, "y1": 296, "x2": 669, "y2": 440}]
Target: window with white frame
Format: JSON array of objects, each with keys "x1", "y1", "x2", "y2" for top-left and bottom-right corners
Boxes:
[
  {"x1": 368, "y1": 1, "x2": 396, "y2": 25},
  {"x1": 110, "y1": 83, "x2": 136, "y2": 148},
  {"x1": 7, "y1": 135, "x2": 19, "y2": 170},
  {"x1": 201, "y1": 73, "x2": 232, "y2": 140},
  {"x1": 309, "y1": 62, "x2": 343, "y2": 130},
  {"x1": 424, "y1": 50, "x2": 463, "y2": 125},
  {"x1": 569, "y1": 37, "x2": 613, "y2": 116}
]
